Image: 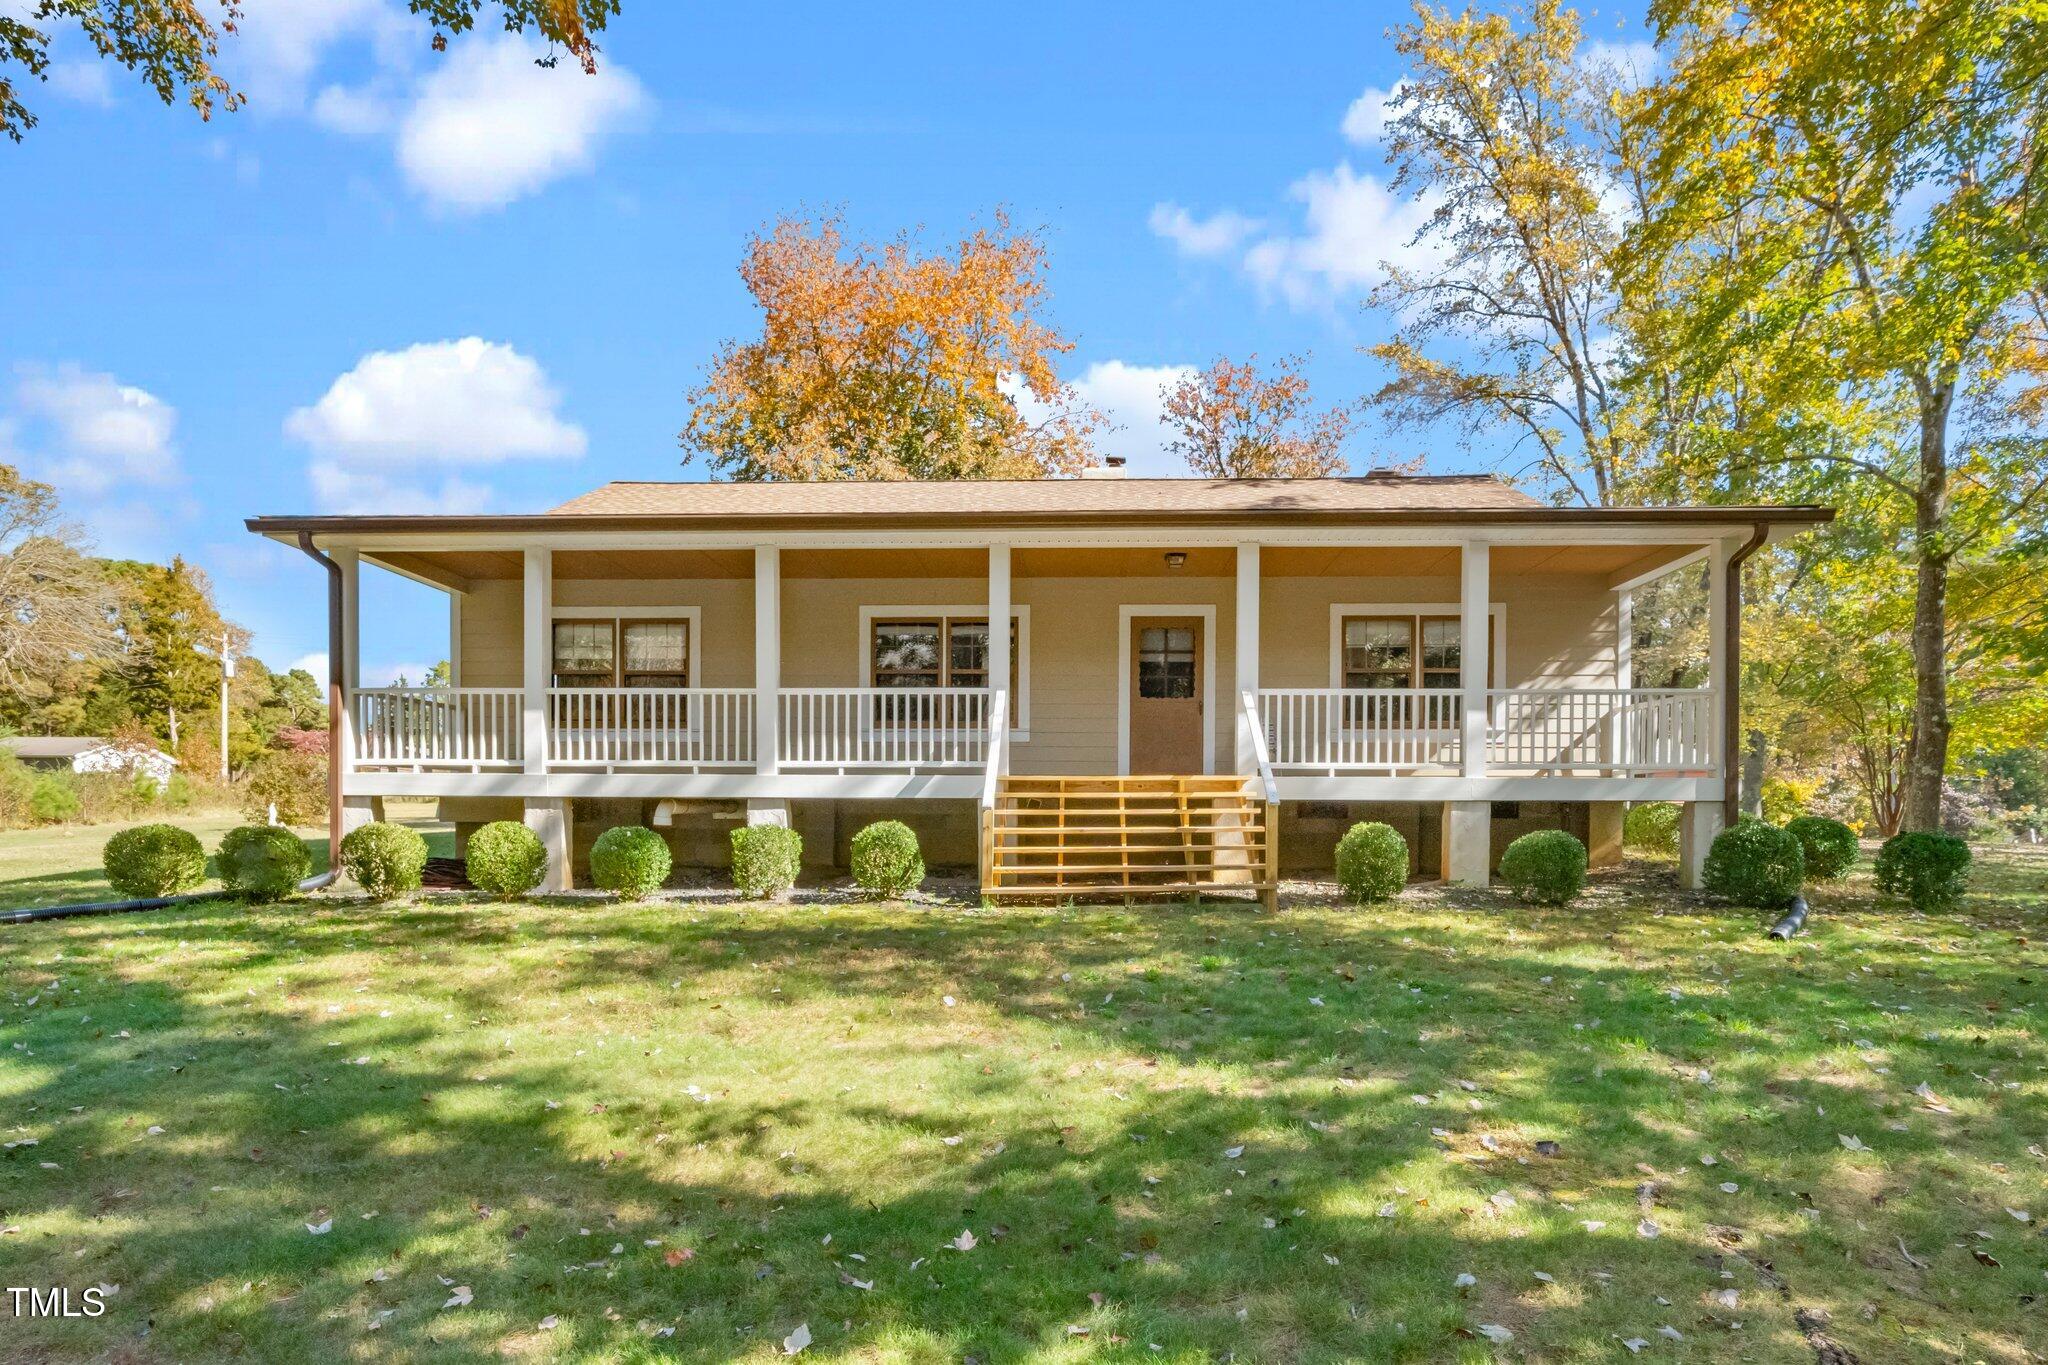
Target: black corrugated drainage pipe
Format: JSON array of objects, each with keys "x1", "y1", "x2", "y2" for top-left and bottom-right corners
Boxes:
[
  {"x1": 1, "y1": 535, "x2": 347, "y2": 928},
  {"x1": 1768, "y1": 895, "x2": 1811, "y2": 940}
]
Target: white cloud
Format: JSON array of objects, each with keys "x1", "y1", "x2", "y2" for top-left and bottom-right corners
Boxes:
[
  {"x1": 395, "y1": 32, "x2": 648, "y2": 213},
  {"x1": 9, "y1": 362, "x2": 181, "y2": 497},
  {"x1": 1010, "y1": 360, "x2": 1199, "y2": 477},
  {"x1": 286, "y1": 337, "x2": 586, "y2": 463},
  {"x1": 1340, "y1": 81, "x2": 1408, "y2": 145},
  {"x1": 1242, "y1": 163, "x2": 1445, "y2": 309},
  {"x1": 47, "y1": 60, "x2": 115, "y2": 107},
  {"x1": 287, "y1": 337, "x2": 583, "y2": 513},
  {"x1": 288, "y1": 651, "x2": 430, "y2": 687},
  {"x1": 229, "y1": 0, "x2": 412, "y2": 111},
  {"x1": 290, "y1": 652, "x2": 330, "y2": 679},
  {"x1": 1579, "y1": 39, "x2": 1662, "y2": 86},
  {"x1": 306, "y1": 461, "x2": 496, "y2": 515},
  {"x1": 1148, "y1": 203, "x2": 1262, "y2": 259},
  {"x1": 311, "y1": 82, "x2": 396, "y2": 137}
]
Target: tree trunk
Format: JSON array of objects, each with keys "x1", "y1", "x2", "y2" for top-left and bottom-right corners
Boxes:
[
  {"x1": 1900, "y1": 383, "x2": 1954, "y2": 832},
  {"x1": 1739, "y1": 728, "x2": 1768, "y2": 818}
]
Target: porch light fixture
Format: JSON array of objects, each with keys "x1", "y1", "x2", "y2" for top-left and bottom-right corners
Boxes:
[{"x1": 1164, "y1": 551, "x2": 1187, "y2": 570}]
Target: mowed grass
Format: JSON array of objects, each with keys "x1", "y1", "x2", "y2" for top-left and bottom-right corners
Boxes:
[{"x1": 1, "y1": 851, "x2": 2043, "y2": 1363}]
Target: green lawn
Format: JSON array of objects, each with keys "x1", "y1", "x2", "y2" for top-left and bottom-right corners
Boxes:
[
  {"x1": 1, "y1": 851, "x2": 2042, "y2": 1362},
  {"x1": 0, "y1": 815, "x2": 452, "y2": 913}
]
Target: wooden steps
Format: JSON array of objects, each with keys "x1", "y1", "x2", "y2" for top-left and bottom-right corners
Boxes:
[{"x1": 980, "y1": 775, "x2": 1278, "y2": 909}]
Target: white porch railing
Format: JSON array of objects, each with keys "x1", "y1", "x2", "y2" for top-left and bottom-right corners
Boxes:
[
  {"x1": 779, "y1": 686, "x2": 994, "y2": 769},
  {"x1": 547, "y1": 687, "x2": 755, "y2": 768},
  {"x1": 1488, "y1": 687, "x2": 1715, "y2": 774},
  {"x1": 1252, "y1": 686, "x2": 1716, "y2": 776},
  {"x1": 351, "y1": 687, "x2": 524, "y2": 769},
  {"x1": 1253, "y1": 688, "x2": 1463, "y2": 772}
]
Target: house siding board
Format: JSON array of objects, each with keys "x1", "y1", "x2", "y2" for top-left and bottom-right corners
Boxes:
[{"x1": 441, "y1": 565, "x2": 1617, "y2": 771}]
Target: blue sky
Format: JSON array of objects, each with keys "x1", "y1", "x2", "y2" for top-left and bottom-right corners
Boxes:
[{"x1": 1, "y1": 0, "x2": 1650, "y2": 680}]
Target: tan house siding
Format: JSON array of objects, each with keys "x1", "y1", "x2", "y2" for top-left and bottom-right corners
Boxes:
[{"x1": 450, "y1": 566, "x2": 1617, "y2": 771}]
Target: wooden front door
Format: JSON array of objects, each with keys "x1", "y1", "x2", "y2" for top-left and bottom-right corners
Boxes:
[{"x1": 1129, "y1": 616, "x2": 1203, "y2": 773}]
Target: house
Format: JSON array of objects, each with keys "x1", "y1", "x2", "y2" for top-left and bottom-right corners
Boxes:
[
  {"x1": 247, "y1": 472, "x2": 1831, "y2": 902},
  {"x1": 2, "y1": 736, "x2": 179, "y2": 790}
]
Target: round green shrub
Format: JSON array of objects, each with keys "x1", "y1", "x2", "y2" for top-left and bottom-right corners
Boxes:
[
  {"x1": 1702, "y1": 818, "x2": 1805, "y2": 907},
  {"x1": 1874, "y1": 831, "x2": 1971, "y2": 912},
  {"x1": 590, "y1": 825, "x2": 672, "y2": 900},
  {"x1": 340, "y1": 821, "x2": 429, "y2": 900},
  {"x1": 849, "y1": 820, "x2": 924, "y2": 896},
  {"x1": 1623, "y1": 801, "x2": 1680, "y2": 855},
  {"x1": 102, "y1": 823, "x2": 206, "y2": 898},
  {"x1": 1783, "y1": 815, "x2": 1858, "y2": 883},
  {"x1": 1498, "y1": 830, "x2": 1588, "y2": 905},
  {"x1": 1334, "y1": 821, "x2": 1408, "y2": 904},
  {"x1": 217, "y1": 825, "x2": 311, "y2": 902},
  {"x1": 465, "y1": 820, "x2": 548, "y2": 899},
  {"x1": 29, "y1": 774, "x2": 81, "y2": 824},
  {"x1": 731, "y1": 824, "x2": 802, "y2": 899}
]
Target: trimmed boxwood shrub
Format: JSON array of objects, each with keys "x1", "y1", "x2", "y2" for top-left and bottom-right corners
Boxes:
[
  {"x1": 466, "y1": 820, "x2": 548, "y2": 899},
  {"x1": 1334, "y1": 821, "x2": 1408, "y2": 904},
  {"x1": 1498, "y1": 830, "x2": 1588, "y2": 905},
  {"x1": 1874, "y1": 831, "x2": 1971, "y2": 912},
  {"x1": 590, "y1": 825, "x2": 672, "y2": 900},
  {"x1": 850, "y1": 820, "x2": 924, "y2": 896},
  {"x1": 1624, "y1": 801, "x2": 1680, "y2": 855},
  {"x1": 1784, "y1": 815, "x2": 1858, "y2": 883},
  {"x1": 731, "y1": 824, "x2": 802, "y2": 899},
  {"x1": 340, "y1": 821, "x2": 429, "y2": 900},
  {"x1": 217, "y1": 825, "x2": 312, "y2": 902},
  {"x1": 1702, "y1": 818, "x2": 1804, "y2": 907},
  {"x1": 102, "y1": 823, "x2": 205, "y2": 898}
]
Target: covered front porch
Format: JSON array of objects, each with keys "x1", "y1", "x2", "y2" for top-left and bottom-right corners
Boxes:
[{"x1": 320, "y1": 531, "x2": 1740, "y2": 890}]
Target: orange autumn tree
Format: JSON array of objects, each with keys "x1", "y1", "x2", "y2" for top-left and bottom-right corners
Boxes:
[
  {"x1": 680, "y1": 212, "x2": 1103, "y2": 481},
  {"x1": 1160, "y1": 354, "x2": 1356, "y2": 478}
]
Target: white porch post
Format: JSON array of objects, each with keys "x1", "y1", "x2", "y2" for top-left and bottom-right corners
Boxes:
[
  {"x1": 987, "y1": 542, "x2": 1010, "y2": 775},
  {"x1": 1679, "y1": 539, "x2": 1735, "y2": 890},
  {"x1": 333, "y1": 547, "x2": 360, "y2": 781},
  {"x1": 1459, "y1": 540, "x2": 1490, "y2": 778},
  {"x1": 521, "y1": 547, "x2": 551, "y2": 775},
  {"x1": 1613, "y1": 585, "x2": 1633, "y2": 772},
  {"x1": 1234, "y1": 542, "x2": 1260, "y2": 776},
  {"x1": 447, "y1": 591, "x2": 463, "y2": 688},
  {"x1": 1446, "y1": 540, "x2": 1493, "y2": 886},
  {"x1": 750, "y1": 545, "x2": 788, "y2": 827}
]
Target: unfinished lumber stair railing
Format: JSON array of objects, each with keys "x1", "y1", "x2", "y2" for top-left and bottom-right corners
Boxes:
[{"x1": 981, "y1": 771, "x2": 1279, "y2": 910}]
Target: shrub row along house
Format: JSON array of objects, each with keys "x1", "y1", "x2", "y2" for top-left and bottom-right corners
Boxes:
[{"x1": 247, "y1": 470, "x2": 1831, "y2": 902}]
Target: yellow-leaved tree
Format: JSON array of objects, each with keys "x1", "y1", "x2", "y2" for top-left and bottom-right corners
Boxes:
[
  {"x1": 1160, "y1": 355, "x2": 1357, "y2": 479},
  {"x1": 680, "y1": 212, "x2": 1103, "y2": 482}
]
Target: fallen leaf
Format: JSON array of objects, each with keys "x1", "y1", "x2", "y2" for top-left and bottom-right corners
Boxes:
[
  {"x1": 1476, "y1": 1324, "x2": 1514, "y2": 1344},
  {"x1": 1838, "y1": 1134, "x2": 1870, "y2": 1152},
  {"x1": 305, "y1": 1219, "x2": 332, "y2": 1235},
  {"x1": 783, "y1": 1321, "x2": 811, "y2": 1354},
  {"x1": 950, "y1": 1229, "x2": 977, "y2": 1252},
  {"x1": 538, "y1": 1315, "x2": 559, "y2": 1330},
  {"x1": 442, "y1": 1285, "x2": 473, "y2": 1309},
  {"x1": 1637, "y1": 1219, "x2": 1660, "y2": 1239}
]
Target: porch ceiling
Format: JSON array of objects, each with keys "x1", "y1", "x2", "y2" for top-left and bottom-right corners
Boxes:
[{"x1": 365, "y1": 539, "x2": 1706, "y2": 593}]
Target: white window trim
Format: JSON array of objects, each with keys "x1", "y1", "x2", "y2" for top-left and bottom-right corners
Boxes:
[
  {"x1": 856, "y1": 604, "x2": 1031, "y2": 741},
  {"x1": 1117, "y1": 604, "x2": 1217, "y2": 776},
  {"x1": 1327, "y1": 602, "x2": 1506, "y2": 689}
]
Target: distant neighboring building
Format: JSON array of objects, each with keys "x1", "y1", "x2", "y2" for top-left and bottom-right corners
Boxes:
[{"x1": 2, "y1": 737, "x2": 179, "y2": 790}]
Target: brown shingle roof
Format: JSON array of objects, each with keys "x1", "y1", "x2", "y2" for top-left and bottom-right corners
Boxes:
[{"x1": 549, "y1": 475, "x2": 1549, "y2": 517}]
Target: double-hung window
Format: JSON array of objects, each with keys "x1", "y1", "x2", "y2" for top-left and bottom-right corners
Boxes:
[
  {"x1": 552, "y1": 619, "x2": 692, "y2": 688},
  {"x1": 1338, "y1": 613, "x2": 1493, "y2": 732}
]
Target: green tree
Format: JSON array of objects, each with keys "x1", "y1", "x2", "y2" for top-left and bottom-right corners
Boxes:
[
  {"x1": 1633, "y1": 0, "x2": 2048, "y2": 830},
  {"x1": 107, "y1": 556, "x2": 246, "y2": 748},
  {"x1": 2, "y1": 0, "x2": 623, "y2": 141}
]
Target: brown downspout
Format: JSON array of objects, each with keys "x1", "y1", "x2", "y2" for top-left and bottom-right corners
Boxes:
[
  {"x1": 295, "y1": 532, "x2": 345, "y2": 890},
  {"x1": 1723, "y1": 523, "x2": 1771, "y2": 829}
]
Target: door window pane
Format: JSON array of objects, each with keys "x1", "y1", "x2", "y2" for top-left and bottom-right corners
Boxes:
[
  {"x1": 1138, "y1": 626, "x2": 1196, "y2": 699},
  {"x1": 552, "y1": 621, "x2": 614, "y2": 687}
]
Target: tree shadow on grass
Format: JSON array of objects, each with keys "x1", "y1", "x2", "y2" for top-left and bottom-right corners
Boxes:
[{"x1": 1, "y1": 885, "x2": 2041, "y2": 1361}]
